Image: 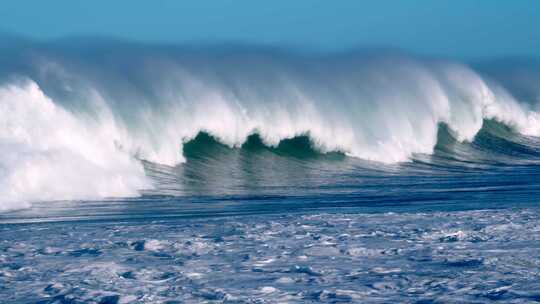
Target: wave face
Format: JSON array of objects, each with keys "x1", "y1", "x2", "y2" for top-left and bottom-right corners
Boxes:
[{"x1": 1, "y1": 38, "x2": 540, "y2": 210}]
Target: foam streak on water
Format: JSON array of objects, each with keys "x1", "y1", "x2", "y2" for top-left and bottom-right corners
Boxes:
[{"x1": 2, "y1": 209, "x2": 540, "y2": 303}]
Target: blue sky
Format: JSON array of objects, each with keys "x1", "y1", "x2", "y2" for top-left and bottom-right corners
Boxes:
[{"x1": 1, "y1": 0, "x2": 539, "y2": 58}]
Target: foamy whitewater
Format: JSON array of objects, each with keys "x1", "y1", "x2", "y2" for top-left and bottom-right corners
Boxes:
[{"x1": 4, "y1": 39, "x2": 540, "y2": 303}]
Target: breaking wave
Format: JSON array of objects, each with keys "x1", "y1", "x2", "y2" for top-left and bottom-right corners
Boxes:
[{"x1": 1, "y1": 38, "x2": 540, "y2": 210}]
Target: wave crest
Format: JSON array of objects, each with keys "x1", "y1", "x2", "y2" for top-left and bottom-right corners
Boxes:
[{"x1": 1, "y1": 43, "x2": 540, "y2": 208}]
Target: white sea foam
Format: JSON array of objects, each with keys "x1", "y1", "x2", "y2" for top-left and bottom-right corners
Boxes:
[{"x1": 0, "y1": 81, "x2": 150, "y2": 211}]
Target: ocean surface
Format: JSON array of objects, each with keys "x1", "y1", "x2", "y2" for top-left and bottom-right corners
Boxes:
[{"x1": 2, "y1": 39, "x2": 540, "y2": 303}]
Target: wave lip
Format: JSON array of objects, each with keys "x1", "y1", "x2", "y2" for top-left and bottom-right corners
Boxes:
[{"x1": 160, "y1": 59, "x2": 540, "y2": 165}]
